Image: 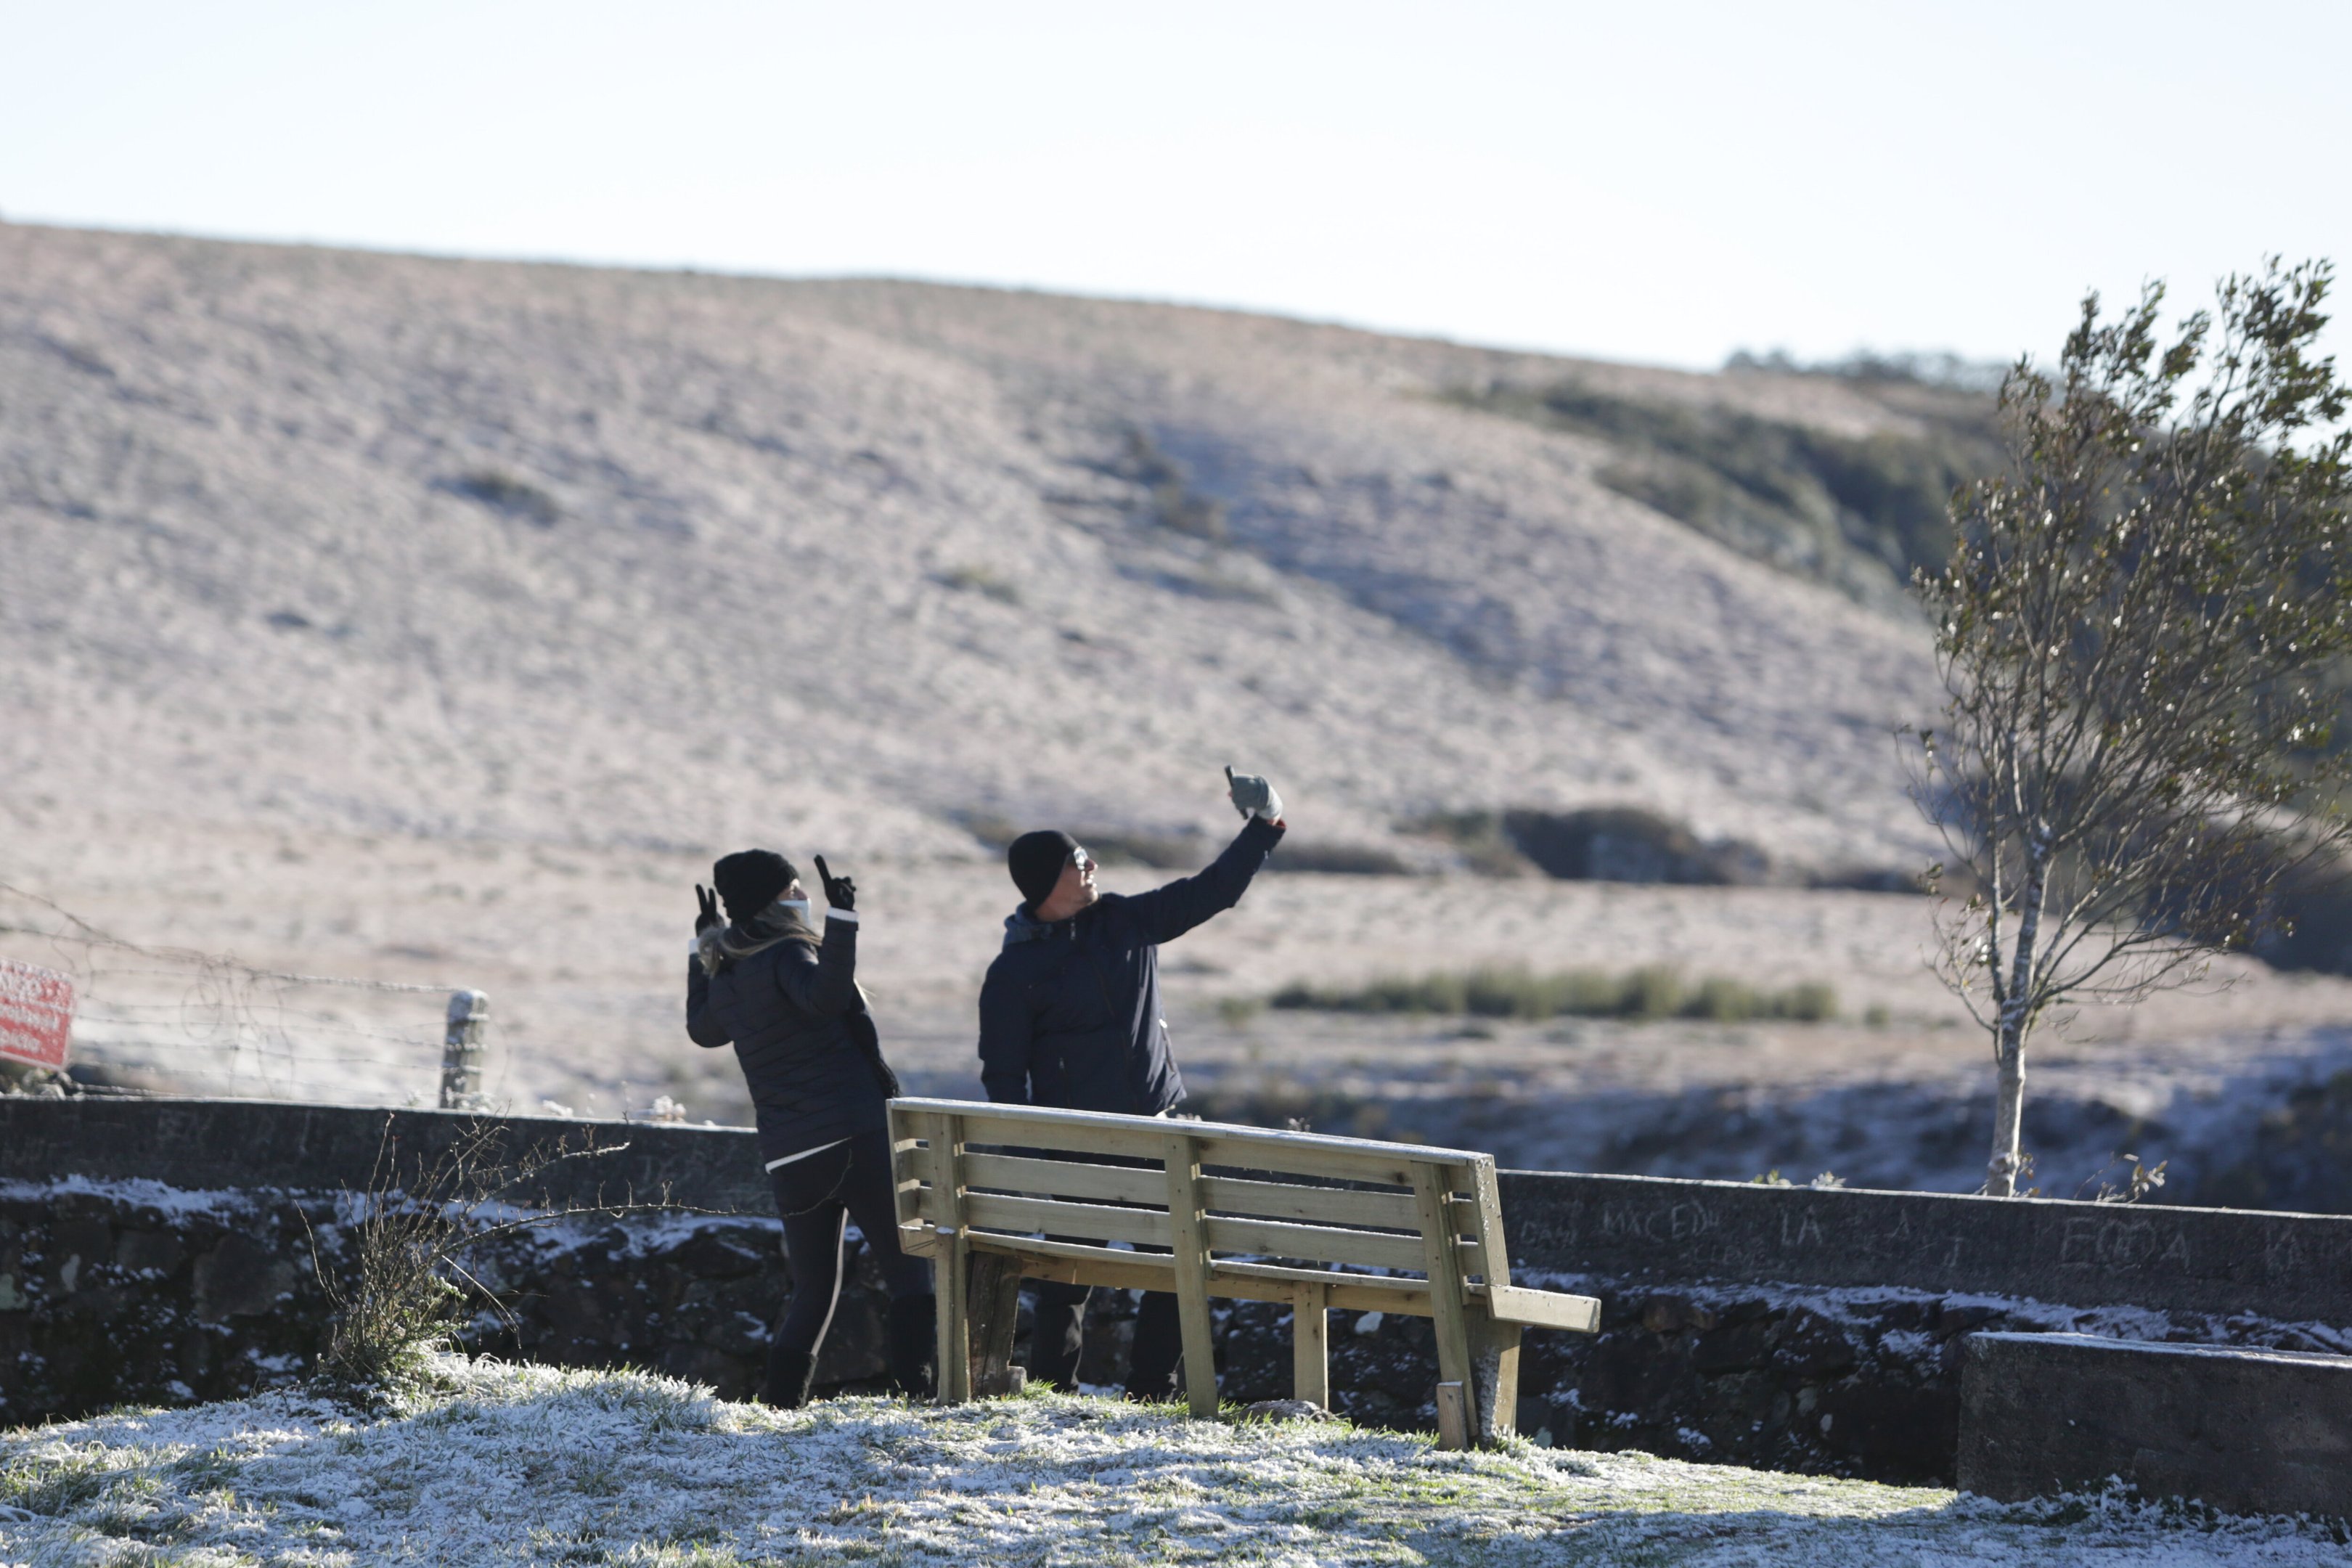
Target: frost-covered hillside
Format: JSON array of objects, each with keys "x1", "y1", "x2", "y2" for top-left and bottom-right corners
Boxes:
[
  {"x1": 1, "y1": 1360, "x2": 2340, "y2": 1565},
  {"x1": 0, "y1": 221, "x2": 1947, "y2": 873}
]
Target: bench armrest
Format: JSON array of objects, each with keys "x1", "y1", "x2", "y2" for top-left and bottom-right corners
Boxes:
[{"x1": 1480, "y1": 1283, "x2": 1601, "y2": 1333}]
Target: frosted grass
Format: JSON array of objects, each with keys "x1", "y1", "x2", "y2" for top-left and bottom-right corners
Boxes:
[{"x1": 1, "y1": 1355, "x2": 2340, "y2": 1566}]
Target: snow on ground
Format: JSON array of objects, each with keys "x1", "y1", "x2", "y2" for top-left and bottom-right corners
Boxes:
[{"x1": 0, "y1": 1359, "x2": 2340, "y2": 1567}]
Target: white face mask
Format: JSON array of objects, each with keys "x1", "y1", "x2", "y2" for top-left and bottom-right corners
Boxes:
[{"x1": 775, "y1": 898, "x2": 812, "y2": 918}]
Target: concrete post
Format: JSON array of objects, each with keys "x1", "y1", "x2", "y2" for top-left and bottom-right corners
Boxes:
[{"x1": 439, "y1": 989, "x2": 489, "y2": 1110}]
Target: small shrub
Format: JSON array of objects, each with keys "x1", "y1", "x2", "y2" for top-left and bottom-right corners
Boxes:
[
  {"x1": 1216, "y1": 997, "x2": 1262, "y2": 1028},
  {"x1": 309, "y1": 1117, "x2": 648, "y2": 1405},
  {"x1": 1151, "y1": 482, "x2": 1228, "y2": 541},
  {"x1": 1684, "y1": 976, "x2": 1757, "y2": 1022},
  {"x1": 1113, "y1": 428, "x2": 1228, "y2": 542},
  {"x1": 1776, "y1": 981, "x2": 1837, "y2": 1022},
  {"x1": 961, "y1": 812, "x2": 1020, "y2": 850},
  {"x1": 937, "y1": 565, "x2": 1021, "y2": 604},
  {"x1": 452, "y1": 468, "x2": 560, "y2": 527},
  {"x1": 1625, "y1": 965, "x2": 1686, "y2": 1019}
]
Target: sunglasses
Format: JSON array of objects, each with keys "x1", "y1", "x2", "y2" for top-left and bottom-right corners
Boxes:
[{"x1": 1070, "y1": 847, "x2": 1094, "y2": 873}]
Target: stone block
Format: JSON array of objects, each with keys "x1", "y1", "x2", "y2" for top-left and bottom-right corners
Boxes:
[
  {"x1": 1958, "y1": 1332, "x2": 2352, "y2": 1519},
  {"x1": 48, "y1": 1215, "x2": 114, "y2": 1291},
  {"x1": 191, "y1": 1233, "x2": 298, "y2": 1321},
  {"x1": 667, "y1": 1228, "x2": 771, "y2": 1280},
  {"x1": 115, "y1": 1228, "x2": 189, "y2": 1276}
]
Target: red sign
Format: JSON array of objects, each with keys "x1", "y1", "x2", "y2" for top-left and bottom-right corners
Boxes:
[{"x1": 0, "y1": 959, "x2": 75, "y2": 1069}]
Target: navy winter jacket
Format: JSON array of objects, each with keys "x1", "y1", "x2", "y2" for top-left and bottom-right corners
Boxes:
[
  {"x1": 686, "y1": 914, "x2": 888, "y2": 1165},
  {"x1": 977, "y1": 817, "x2": 1283, "y2": 1114}
]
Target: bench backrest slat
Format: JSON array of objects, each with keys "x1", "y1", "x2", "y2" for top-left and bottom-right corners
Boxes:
[
  {"x1": 1201, "y1": 1175, "x2": 1420, "y2": 1232},
  {"x1": 928, "y1": 1102, "x2": 1470, "y2": 1189},
  {"x1": 962, "y1": 1190, "x2": 1173, "y2": 1249},
  {"x1": 1191, "y1": 1132, "x2": 1421, "y2": 1189},
  {"x1": 962, "y1": 1151, "x2": 1165, "y2": 1206},
  {"x1": 1204, "y1": 1214, "x2": 1445, "y2": 1274}
]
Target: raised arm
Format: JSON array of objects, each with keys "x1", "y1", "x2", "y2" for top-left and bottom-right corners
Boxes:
[
  {"x1": 771, "y1": 912, "x2": 861, "y2": 1018},
  {"x1": 976, "y1": 960, "x2": 1035, "y2": 1104},
  {"x1": 1123, "y1": 814, "x2": 1284, "y2": 947},
  {"x1": 685, "y1": 881, "x2": 734, "y2": 1048},
  {"x1": 685, "y1": 956, "x2": 732, "y2": 1048}
]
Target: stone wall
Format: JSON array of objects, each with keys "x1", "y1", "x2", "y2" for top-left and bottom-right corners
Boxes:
[
  {"x1": 12, "y1": 1098, "x2": 2352, "y2": 1318},
  {"x1": 7, "y1": 1097, "x2": 2352, "y2": 1488},
  {"x1": 0, "y1": 1177, "x2": 878, "y2": 1427},
  {"x1": 1957, "y1": 1333, "x2": 2352, "y2": 1519},
  {"x1": 1495, "y1": 1169, "x2": 2352, "y2": 1321},
  {"x1": 0, "y1": 1099, "x2": 772, "y2": 1217}
]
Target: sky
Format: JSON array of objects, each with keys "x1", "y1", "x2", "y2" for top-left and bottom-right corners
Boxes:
[{"x1": 4, "y1": 0, "x2": 2348, "y2": 371}]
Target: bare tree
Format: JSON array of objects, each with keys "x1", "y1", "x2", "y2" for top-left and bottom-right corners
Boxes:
[{"x1": 1916, "y1": 259, "x2": 2352, "y2": 1196}]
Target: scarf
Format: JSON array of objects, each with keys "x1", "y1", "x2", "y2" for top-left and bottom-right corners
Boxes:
[
  {"x1": 698, "y1": 900, "x2": 816, "y2": 976},
  {"x1": 1001, "y1": 905, "x2": 1078, "y2": 949},
  {"x1": 698, "y1": 899, "x2": 898, "y2": 1096}
]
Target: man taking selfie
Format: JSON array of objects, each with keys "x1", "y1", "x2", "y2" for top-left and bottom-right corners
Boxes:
[{"x1": 976, "y1": 767, "x2": 1286, "y2": 1399}]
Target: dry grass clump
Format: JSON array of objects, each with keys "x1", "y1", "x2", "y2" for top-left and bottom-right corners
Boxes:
[{"x1": 308, "y1": 1118, "x2": 646, "y2": 1404}]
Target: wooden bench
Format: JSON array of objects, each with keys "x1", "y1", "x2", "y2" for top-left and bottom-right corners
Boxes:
[{"x1": 888, "y1": 1096, "x2": 1600, "y2": 1447}]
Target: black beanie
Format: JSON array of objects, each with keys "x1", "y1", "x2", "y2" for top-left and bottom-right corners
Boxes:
[
  {"x1": 1008, "y1": 830, "x2": 1078, "y2": 911},
  {"x1": 713, "y1": 849, "x2": 796, "y2": 925}
]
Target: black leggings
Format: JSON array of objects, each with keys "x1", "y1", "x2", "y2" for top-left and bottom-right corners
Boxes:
[{"x1": 768, "y1": 1125, "x2": 931, "y2": 1380}]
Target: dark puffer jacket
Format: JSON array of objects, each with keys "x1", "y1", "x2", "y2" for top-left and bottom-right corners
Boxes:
[
  {"x1": 687, "y1": 914, "x2": 888, "y2": 1164},
  {"x1": 978, "y1": 817, "x2": 1283, "y2": 1114}
]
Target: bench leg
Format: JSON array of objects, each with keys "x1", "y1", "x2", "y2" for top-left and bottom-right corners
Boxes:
[
  {"x1": 1291, "y1": 1283, "x2": 1329, "y2": 1408},
  {"x1": 1164, "y1": 1135, "x2": 1220, "y2": 1418},
  {"x1": 968, "y1": 1251, "x2": 1025, "y2": 1397},
  {"x1": 1412, "y1": 1167, "x2": 1477, "y2": 1450},
  {"x1": 934, "y1": 1234, "x2": 972, "y2": 1405},
  {"x1": 1469, "y1": 1306, "x2": 1522, "y2": 1444}
]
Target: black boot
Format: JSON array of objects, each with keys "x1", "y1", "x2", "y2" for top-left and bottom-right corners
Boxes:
[
  {"x1": 886, "y1": 1294, "x2": 937, "y2": 1399},
  {"x1": 1126, "y1": 1289, "x2": 1186, "y2": 1402},
  {"x1": 1025, "y1": 1280, "x2": 1092, "y2": 1390},
  {"x1": 760, "y1": 1348, "x2": 815, "y2": 1410}
]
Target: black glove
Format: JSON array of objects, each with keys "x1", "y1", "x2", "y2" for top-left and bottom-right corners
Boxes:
[
  {"x1": 814, "y1": 855, "x2": 856, "y2": 912},
  {"x1": 695, "y1": 884, "x2": 721, "y2": 934}
]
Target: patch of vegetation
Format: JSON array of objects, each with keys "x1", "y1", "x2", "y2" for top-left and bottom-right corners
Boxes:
[
  {"x1": 1405, "y1": 806, "x2": 1775, "y2": 886},
  {"x1": 1081, "y1": 828, "x2": 1205, "y2": 869},
  {"x1": 1270, "y1": 965, "x2": 1836, "y2": 1024},
  {"x1": 1723, "y1": 347, "x2": 2009, "y2": 393},
  {"x1": 1111, "y1": 428, "x2": 1228, "y2": 542},
  {"x1": 936, "y1": 564, "x2": 1021, "y2": 604},
  {"x1": 1442, "y1": 377, "x2": 2003, "y2": 613},
  {"x1": 960, "y1": 813, "x2": 1205, "y2": 870},
  {"x1": 0, "y1": 1445, "x2": 121, "y2": 1516},
  {"x1": 1143, "y1": 561, "x2": 1280, "y2": 604},
  {"x1": 1268, "y1": 841, "x2": 1414, "y2": 875},
  {"x1": 960, "y1": 812, "x2": 1021, "y2": 850},
  {"x1": 451, "y1": 467, "x2": 561, "y2": 528},
  {"x1": 308, "y1": 1117, "x2": 650, "y2": 1405}
]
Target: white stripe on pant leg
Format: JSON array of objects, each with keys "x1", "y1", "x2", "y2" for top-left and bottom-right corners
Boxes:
[{"x1": 805, "y1": 1208, "x2": 850, "y2": 1368}]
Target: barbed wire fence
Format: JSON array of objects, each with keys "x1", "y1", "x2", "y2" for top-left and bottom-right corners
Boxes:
[{"x1": 0, "y1": 879, "x2": 508, "y2": 1109}]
